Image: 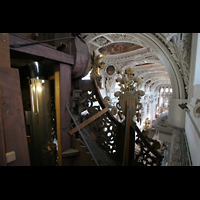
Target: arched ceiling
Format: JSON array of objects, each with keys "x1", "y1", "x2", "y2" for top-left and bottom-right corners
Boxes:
[{"x1": 81, "y1": 33, "x2": 171, "y2": 91}]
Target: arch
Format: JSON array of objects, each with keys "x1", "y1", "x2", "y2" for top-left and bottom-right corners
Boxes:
[
  {"x1": 83, "y1": 33, "x2": 186, "y2": 99},
  {"x1": 137, "y1": 72, "x2": 170, "y2": 83},
  {"x1": 153, "y1": 82, "x2": 171, "y2": 93}
]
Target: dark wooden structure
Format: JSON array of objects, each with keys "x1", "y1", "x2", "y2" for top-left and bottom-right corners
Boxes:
[
  {"x1": 0, "y1": 33, "x2": 90, "y2": 166},
  {"x1": 0, "y1": 67, "x2": 30, "y2": 165},
  {"x1": 0, "y1": 33, "x2": 30, "y2": 165}
]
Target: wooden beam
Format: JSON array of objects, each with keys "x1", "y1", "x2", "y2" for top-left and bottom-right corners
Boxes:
[
  {"x1": 90, "y1": 132, "x2": 96, "y2": 141},
  {"x1": 59, "y1": 63, "x2": 72, "y2": 166},
  {"x1": 0, "y1": 67, "x2": 30, "y2": 166},
  {"x1": 55, "y1": 63, "x2": 72, "y2": 166},
  {"x1": 16, "y1": 33, "x2": 38, "y2": 40},
  {"x1": 0, "y1": 33, "x2": 11, "y2": 68},
  {"x1": 0, "y1": 88, "x2": 7, "y2": 166},
  {"x1": 69, "y1": 107, "x2": 109, "y2": 135},
  {"x1": 62, "y1": 148, "x2": 79, "y2": 157},
  {"x1": 123, "y1": 100, "x2": 131, "y2": 166},
  {"x1": 55, "y1": 65, "x2": 62, "y2": 166},
  {"x1": 9, "y1": 33, "x2": 74, "y2": 65}
]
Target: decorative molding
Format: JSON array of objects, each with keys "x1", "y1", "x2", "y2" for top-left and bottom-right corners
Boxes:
[
  {"x1": 169, "y1": 129, "x2": 182, "y2": 166},
  {"x1": 104, "y1": 64, "x2": 116, "y2": 78},
  {"x1": 193, "y1": 100, "x2": 200, "y2": 119},
  {"x1": 94, "y1": 36, "x2": 111, "y2": 46},
  {"x1": 107, "y1": 33, "x2": 146, "y2": 47},
  {"x1": 101, "y1": 51, "x2": 162, "y2": 70},
  {"x1": 154, "y1": 33, "x2": 192, "y2": 94},
  {"x1": 88, "y1": 43, "x2": 99, "y2": 52}
]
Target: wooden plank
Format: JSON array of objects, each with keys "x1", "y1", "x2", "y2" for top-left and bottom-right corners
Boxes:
[
  {"x1": 94, "y1": 78, "x2": 121, "y2": 124},
  {"x1": 0, "y1": 33, "x2": 11, "y2": 68},
  {"x1": 69, "y1": 107, "x2": 109, "y2": 135},
  {"x1": 123, "y1": 100, "x2": 131, "y2": 166},
  {"x1": 62, "y1": 148, "x2": 79, "y2": 157},
  {"x1": 59, "y1": 63, "x2": 72, "y2": 166},
  {"x1": 90, "y1": 132, "x2": 96, "y2": 141},
  {"x1": 9, "y1": 33, "x2": 74, "y2": 65},
  {"x1": 55, "y1": 65, "x2": 62, "y2": 166},
  {"x1": 55, "y1": 62, "x2": 72, "y2": 166},
  {"x1": 72, "y1": 139, "x2": 96, "y2": 166},
  {"x1": 0, "y1": 67, "x2": 30, "y2": 165},
  {"x1": 0, "y1": 88, "x2": 7, "y2": 166}
]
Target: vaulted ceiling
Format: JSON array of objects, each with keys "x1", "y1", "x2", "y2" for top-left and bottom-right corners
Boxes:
[{"x1": 81, "y1": 33, "x2": 171, "y2": 91}]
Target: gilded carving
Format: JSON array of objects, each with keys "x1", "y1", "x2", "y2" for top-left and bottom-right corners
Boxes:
[
  {"x1": 143, "y1": 118, "x2": 150, "y2": 129},
  {"x1": 104, "y1": 67, "x2": 145, "y2": 126},
  {"x1": 90, "y1": 51, "x2": 106, "y2": 79}
]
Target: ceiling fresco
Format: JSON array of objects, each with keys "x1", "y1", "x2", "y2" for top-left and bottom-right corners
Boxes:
[
  {"x1": 99, "y1": 42, "x2": 143, "y2": 55},
  {"x1": 83, "y1": 33, "x2": 171, "y2": 95}
]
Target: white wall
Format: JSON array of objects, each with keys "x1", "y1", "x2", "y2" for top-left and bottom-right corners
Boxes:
[
  {"x1": 193, "y1": 34, "x2": 200, "y2": 86},
  {"x1": 185, "y1": 33, "x2": 200, "y2": 165},
  {"x1": 168, "y1": 98, "x2": 188, "y2": 128},
  {"x1": 185, "y1": 111, "x2": 200, "y2": 165}
]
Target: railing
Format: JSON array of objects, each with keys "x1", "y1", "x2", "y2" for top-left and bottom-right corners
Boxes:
[
  {"x1": 93, "y1": 78, "x2": 163, "y2": 165},
  {"x1": 131, "y1": 126, "x2": 164, "y2": 166},
  {"x1": 180, "y1": 130, "x2": 192, "y2": 166},
  {"x1": 69, "y1": 78, "x2": 164, "y2": 166},
  {"x1": 66, "y1": 101, "x2": 99, "y2": 166}
]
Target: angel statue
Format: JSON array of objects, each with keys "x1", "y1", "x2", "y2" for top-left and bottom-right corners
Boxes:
[{"x1": 90, "y1": 51, "x2": 106, "y2": 79}]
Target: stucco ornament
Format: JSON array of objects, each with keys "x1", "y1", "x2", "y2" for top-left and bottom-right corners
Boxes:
[
  {"x1": 154, "y1": 33, "x2": 192, "y2": 94},
  {"x1": 193, "y1": 100, "x2": 200, "y2": 119}
]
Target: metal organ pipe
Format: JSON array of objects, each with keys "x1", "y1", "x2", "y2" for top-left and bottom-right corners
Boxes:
[{"x1": 25, "y1": 61, "x2": 56, "y2": 166}]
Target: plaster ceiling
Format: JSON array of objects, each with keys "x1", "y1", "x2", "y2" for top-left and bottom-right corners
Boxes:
[{"x1": 82, "y1": 33, "x2": 171, "y2": 90}]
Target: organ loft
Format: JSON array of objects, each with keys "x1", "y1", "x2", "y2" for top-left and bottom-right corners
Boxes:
[{"x1": 0, "y1": 33, "x2": 199, "y2": 166}]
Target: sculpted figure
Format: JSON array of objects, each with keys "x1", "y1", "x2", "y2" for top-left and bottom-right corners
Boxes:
[{"x1": 90, "y1": 51, "x2": 106, "y2": 79}]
